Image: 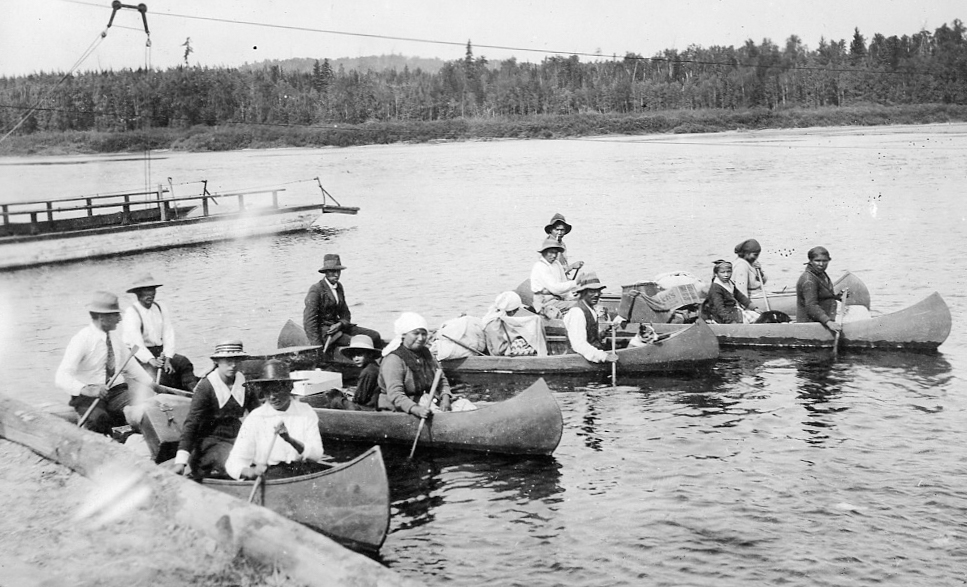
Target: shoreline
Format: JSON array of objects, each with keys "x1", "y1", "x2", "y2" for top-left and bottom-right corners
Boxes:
[{"x1": 2, "y1": 103, "x2": 966, "y2": 157}]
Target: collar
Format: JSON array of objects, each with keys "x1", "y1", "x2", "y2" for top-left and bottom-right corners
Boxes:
[{"x1": 207, "y1": 370, "x2": 247, "y2": 409}]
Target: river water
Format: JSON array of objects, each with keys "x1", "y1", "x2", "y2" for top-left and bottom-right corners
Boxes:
[{"x1": 1, "y1": 124, "x2": 965, "y2": 586}]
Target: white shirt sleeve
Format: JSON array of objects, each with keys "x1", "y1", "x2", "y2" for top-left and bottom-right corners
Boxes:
[
  {"x1": 122, "y1": 306, "x2": 154, "y2": 363},
  {"x1": 531, "y1": 260, "x2": 576, "y2": 296},
  {"x1": 55, "y1": 330, "x2": 88, "y2": 395},
  {"x1": 563, "y1": 307, "x2": 609, "y2": 363}
]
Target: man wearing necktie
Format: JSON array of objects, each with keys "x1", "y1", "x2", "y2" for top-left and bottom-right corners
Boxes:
[{"x1": 55, "y1": 291, "x2": 155, "y2": 434}]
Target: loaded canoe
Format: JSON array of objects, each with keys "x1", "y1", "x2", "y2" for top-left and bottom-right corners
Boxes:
[
  {"x1": 441, "y1": 318, "x2": 719, "y2": 375},
  {"x1": 202, "y1": 446, "x2": 390, "y2": 554},
  {"x1": 649, "y1": 292, "x2": 951, "y2": 350},
  {"x1": 312, "y1": 378, "x2": 564, "y2": 456}
]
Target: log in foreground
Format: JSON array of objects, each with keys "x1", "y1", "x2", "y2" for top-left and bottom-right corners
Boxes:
[{"x1": 0, "y1": 394, "x2": 418, "y2": 587}]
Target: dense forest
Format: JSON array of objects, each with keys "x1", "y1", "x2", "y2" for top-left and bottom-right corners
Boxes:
[{"x1": 1, "y1": 20, "x2": 965, "y2": 151}]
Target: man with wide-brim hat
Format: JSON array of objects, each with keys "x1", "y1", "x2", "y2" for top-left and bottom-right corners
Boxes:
[
  {"x1": 56, "y1": 291, "x2": 156, "y2": 435},
  {"x1": 225, "y1": 359, "x2": 325, "y2": 481},
  {"x1": 563, "y1": 272, "x2": 618, "y2": 364},
  {"x1": 339, "y1": 335, "x2": 382, "y2": 409},
  {"x1": 530, "y1": 237, "x2": 579, "y2": 320},
  {"x1": 543, "y1": 213, "x2": 584, "y2": 277},
  {"x1": 122, "y1": 273, "x2": 198, "y2": 392},
  {"x1": 303, "y1": 253, "x2": 383, "y2": 352},
  {"x1": 173, "y1": 339, "x2": 261, "y2": 480}
]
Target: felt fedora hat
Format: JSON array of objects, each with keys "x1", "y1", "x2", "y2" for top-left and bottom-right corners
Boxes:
[
  {"x1": 210, "y1": 339, "x2": 248, "y2": 359},
  {"x1": 543, "y1": 213, "x2": 572, "y2": 235},
  {"x1": 537, "y1": 236, "x2": 566, "y2": 254},
  {"x1": 126, "y1": 273, "x2": 163, "y2": 293},
  {"x1": 318, "y1": 254, "x2": 347, "y2": 272},
  {"x1": 87, "y1": 291, "x2": 121, "y2": 314},
  {"x1": 245, "y1": 359, "x2": 305, "y2": 383},
  {"x1": 339, "y1": 334, "x2": 380, "y2": 359},
  {"x1": 574, "y1": 271, "x2": 607, "y2": 293}
]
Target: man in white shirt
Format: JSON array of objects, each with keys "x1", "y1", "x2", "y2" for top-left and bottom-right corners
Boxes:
[
  {"x1": 122, "y1": 273, "x2": 198, "y2": 391},
  {"x1": 225, "y1": 360, "x2": 325, "y2": 481},
  {"x1": 56, "y1": 291, "x2": 155, "y2": 434},
  {"x1": 563, "y1": 273, "x2": 619, "y2": 364}
]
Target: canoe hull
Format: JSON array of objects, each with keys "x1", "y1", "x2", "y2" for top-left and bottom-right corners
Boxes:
[
  {"x1": 313, "y1": 378, "x2": 563, "y2": 456},
  {"x1": 440, "y1": 319, "x2": 719, "y2": 375},
  {"x1": 650, "y1": 292, "x2": 950, "y2": 350},
  {"x1": 203, "y1": 446, "x2": 390, "y2": 553},
  {"x1": 0, "y1": 204, "x2": 341, "y2": 271}
]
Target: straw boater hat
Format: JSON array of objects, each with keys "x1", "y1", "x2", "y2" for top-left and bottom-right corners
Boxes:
[
  {"x1": 537, "y1": 236, "x2": 566, "y2": 254},
  {"x1": 126, "y1": 273, "x2": 163, "y2": 293},
  {"x1": 210, "y1": 339, "x2": 248, "y2": 359},
  {"x1": 543, "y1": 213, "x2": 572, "y2": 235},
  {"x1": 574, "y1": 271, "x2": 607, "y2": 293},
  {"x1": 339, "y1": 335, "x2": 380, "y2": 359},
  {"x1": 87, "y1": 291, "x2": 121, "y2": 314},
  {"x1": 245, "y1": 359, "x2": 305, "y2": 384},
  {"x1": 318, "y1": 253, "x2": 347, "y2": 273}
]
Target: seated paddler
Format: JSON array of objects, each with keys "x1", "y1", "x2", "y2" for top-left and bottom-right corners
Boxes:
[
  {"x1": 531, "y1": 237, "x2": 578, "y2": 320},
  {"x1": 225, "y1": 359, "x2": 325, "y2": 481},
  {"x1": 702, "y1": 260, "x2": 760, "y2": 324},
  {"x1": 482, "y1": 291, "x2": 548, "y2": 356},
  {"x1": 303, "y1": 253, "x2": 383, "y2": 351},
  {"x1": 172, "y1": 340, "x2": 260, "y2": 480},
  {"x1": 563, "y1": 272, "x2": 618, "y2": 364},
  {"x1": 796, "y1": 246, "x2": 843, "y2": 334},
  {"x1": 732, "y1": 238, "x2": 768, "y2": 299},
  {"x1": 543, "y1": 212, "x2": 584, "y2": 277},
  {"x1": 378, "y1": 312, "x2": 453, "y2": 419}
]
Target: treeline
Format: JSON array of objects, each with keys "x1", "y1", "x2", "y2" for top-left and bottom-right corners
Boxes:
[{"x1": 1, "y1": 20, "x2": 965, "y2": 138}]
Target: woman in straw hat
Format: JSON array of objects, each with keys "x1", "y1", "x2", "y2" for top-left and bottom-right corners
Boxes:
[
  {"x1": 563, "y1": 273, "x2": 618, "y2": 363},
  {"x1": 226, "y1": 359, "x2": 325, "y2": 481},
  {"x1": 173, "y1": 340, "x2": 261, "y2": 480},
  {"x1": 55, "y1": 291, "x2": 155, "y2": 435},
  {"x1": 378, "y1": 312, "x2": 453, "y2": 419},
  {"x1": 530, "y1": 237, "x2": 579, "y2": 320}
]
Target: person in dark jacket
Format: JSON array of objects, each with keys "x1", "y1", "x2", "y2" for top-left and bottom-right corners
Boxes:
[
  {"x1": 340, "y1": 335, "x2": 381, "y2": 410},
  {"x1": 172, "y1": 340, "x2": 261, "y2": 480},
  {"x1": 796, "y1": 246, "x2": 842, "y2": 333},
  {"x1": 702, "y1": 260, "x2": 760, "y2": 324},
  {"x1": 302, "y1": 254, "x2": 383, "y2": 349}
]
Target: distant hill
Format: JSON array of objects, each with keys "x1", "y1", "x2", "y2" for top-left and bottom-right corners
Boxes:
[{"x1": 238, "y1": 54, "x2": 446, "y2": 75}]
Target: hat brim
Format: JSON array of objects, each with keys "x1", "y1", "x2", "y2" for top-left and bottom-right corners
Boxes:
[
  {"x1": 210, "y1": 353, "x2": 249, "y2": 359},
  {"x1": 544, "y1": 222, "x2": 572, "y2": 235},
  {"x1": 538, "y1": 245, "x2": 565, "y2": 253},
  {"x1": 318, "y1": 266, "x2": 347, "y2": 272},
  {"x1": 339, "y1": 346, "x2": 379, "y2": 358},
  {"x1": 575, "y1": 285, "x2": 607, "y2": 293},
  {"x1": 126, "y1": 283, "x2": 163, "y2": 293}
]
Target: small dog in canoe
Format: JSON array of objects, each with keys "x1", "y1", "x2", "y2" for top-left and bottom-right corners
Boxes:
[
  {"x1": 628, "y1": 323, "x2": 659, "y2": 348},
  {"x1": 754, "y1": 310, "x2": 792, "y2": 324},
  {"x1": 308, "y1": 388, "x2": 364, "y2": 410}
]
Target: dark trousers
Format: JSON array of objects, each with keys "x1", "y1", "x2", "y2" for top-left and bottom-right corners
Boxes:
[
  {"x1": 189, "y1": 437, "x2": 234, "y2": 481},
  {"x1": 330, "y1": 325, "x2": 383, "y2": 349},
  {"x1": 142, "y1": 347, "x2": 198, "y2": 391},
  {"x1": 69, "y1": 384, "x2": 134, "y2": 434}
]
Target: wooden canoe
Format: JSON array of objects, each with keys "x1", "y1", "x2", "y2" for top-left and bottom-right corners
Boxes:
[
  {"x1": 312, "y1": 378, "x2": 563, "y2": 456},
  {"x1": 202, "y1": 446, "x2": 390, "y2": 554},
  {"x1": 440, "y1": 318, "x2": 719, "y2": 375},
  {"x1": 648, "y1": 292, "x2": 951, "y2": 350}
]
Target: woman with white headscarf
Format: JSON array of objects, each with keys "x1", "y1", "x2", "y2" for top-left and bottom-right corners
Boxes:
[
  {"x1": 378, "y1": 312, "x2": 452, "y2": 418},
  {"x1": 482, "y1": 291, "x2": 548, "y2": 357}
]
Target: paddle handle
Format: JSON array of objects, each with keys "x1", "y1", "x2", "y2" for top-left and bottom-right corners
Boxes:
[
  {"x1": 77, "y1": 344, "x2": 140, "y2": 428},
  {"x1": 832, "y1": 288, "x2": 849, "y2": 358},
  {"x1": 407, "y1": 368, "x2": 444, "y2": 460},
  {"x1": 755, "y1": 267, "x2": 771, "y2": 311},
  {"x1": 248, "y1": 429, "x2": 280, "y2": 504},
  {"x1": 440, "y1": 332, "x2": 485, "y2": 356},
  {"x1": 611, "y1": 326, "x2": 617, "y2": 388}
]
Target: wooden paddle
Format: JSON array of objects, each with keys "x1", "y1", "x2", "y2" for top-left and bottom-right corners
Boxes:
[
  {"x1": 755, "y1": 266, "x2": 771, "y2": 312},
  {"x1": 154, "y1": 353, "x2": 164, "y2": 384},
  {"x1": 248, "y1": 429, "x2": 280, "y2": 504},
  {"x1": 439, "y1": 332, "x2": 485, "y2": 356},
  {"x1": 78, "y1": 345, "x2": 140, "y2": 429},
  {"x1": 832, "y1": 288, "x2": 849, "y2": 358},
  {"x1": 408, "y1": 368, "x2": 444, "y2": 460},
  {"x1": 611, "y1": 325, "x2": 618, "y2": 388}
]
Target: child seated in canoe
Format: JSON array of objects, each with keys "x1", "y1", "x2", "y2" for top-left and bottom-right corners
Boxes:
[
  {"x1": 340, "y1": 335, "x2": 381, "y2": 410},
  {"x1": 702, "y1": 260, "x2": 761, "y2": 324},
  {"x1": 225, "y1": 360, "x2": 326, "y2": 481}
]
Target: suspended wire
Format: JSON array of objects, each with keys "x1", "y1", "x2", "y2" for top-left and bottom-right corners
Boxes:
[{"x1": 52, "y1": 0, "x2": 934, "y2": 78}]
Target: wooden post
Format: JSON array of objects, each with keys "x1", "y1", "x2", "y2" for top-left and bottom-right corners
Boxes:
[
  {"x1": 202, "y1": 195, "x2": 209, "y2": 217},
  {"x1": 158, "y1": 185, "x2": 167, "y2": 221},
  {"x1": 0, "y1": 395, "x2": 419, "y2": 587},
  {"x1": 86, "y1": 198, "x2": 93, "y2": 217},
  {"x1": 46, "y1": 201, "x2": 53, "y2": 222},
  {"x1": 1, "y1": 204, "x2": 8, "y2": 226},
  {"x1": 122, "y1": 194, "x2": 131, "y2": 224}
]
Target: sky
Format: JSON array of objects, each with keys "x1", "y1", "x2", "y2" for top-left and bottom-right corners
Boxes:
[{"x1": 0, "y1": 0, "x2": 963, "y2": 76}]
